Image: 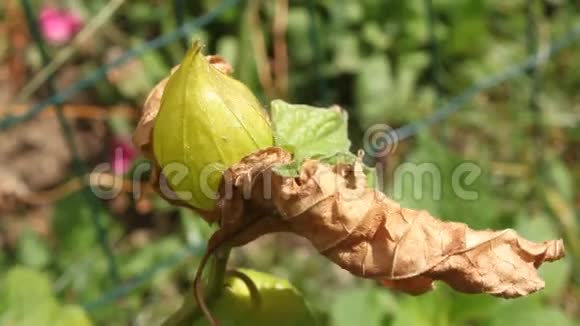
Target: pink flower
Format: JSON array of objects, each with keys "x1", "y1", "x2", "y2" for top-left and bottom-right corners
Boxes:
[
  {"x1": 39, "y1": 7, "x2": 83, "y2": 45},
  {"x1": 111, "y1": 138, "x2": 137, "y2": 175}
]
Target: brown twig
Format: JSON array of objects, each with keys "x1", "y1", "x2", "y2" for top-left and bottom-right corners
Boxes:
[
  {"x1": 4, "y1": 0, "x2": 29, "y2": 100},
  {"x1": 1, "y1": 104, "x2": 138, "y2": 120},
  {"x1": 248, "y1": 0, "x2": 276, "y2": 99},
  {"x1": 193, "y1": 248, "x2": 220, "y2": 326},
  {"x1": 19, "y1": 172, "x2": 152, "y2": 205},
  {"x1": 272, "y1": 0, "x2": 289, "y2": 99}
]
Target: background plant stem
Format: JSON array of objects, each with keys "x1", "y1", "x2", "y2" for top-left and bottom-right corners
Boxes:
[{"x1": 163, "y1": 248, "x2": 231, "y2": 326}]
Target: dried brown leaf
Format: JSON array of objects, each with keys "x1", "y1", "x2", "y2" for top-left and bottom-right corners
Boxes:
[
  {"x1": 213, "y1": 147, "x2": 565, "y2": 298},
  {"x1": 206, "y1": 55, "x2": 234, "y2": 75},
  {"x1": 132, "y1": 65, "x2": 176, "y2": 158}
]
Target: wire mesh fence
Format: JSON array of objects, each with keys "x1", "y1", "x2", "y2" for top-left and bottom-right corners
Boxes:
[{"x1": 2, "y1": 0, "x2": 579, "y2": 312}]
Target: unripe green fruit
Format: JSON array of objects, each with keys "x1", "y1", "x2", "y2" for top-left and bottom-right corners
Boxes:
[
  {"x1": 194, "y1": 269, "x2": 315, "y2": 326},
  {"x1": 153, "y1": 42, "x2": 273, "y2": 211}
]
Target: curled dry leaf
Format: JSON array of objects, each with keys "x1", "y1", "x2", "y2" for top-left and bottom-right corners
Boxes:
[
  {"x1": 132, "y1": 69, "x2": 172, "y2": 158},
  {"x1": 131, "y1": 65, "x2": 187, "y2": 218},
  {"x1": 210, "y1": 147, "x2": 565, "y2": 298},
  {"x1": 206, "y1": 55, "x2": 235, "y2": 75}
]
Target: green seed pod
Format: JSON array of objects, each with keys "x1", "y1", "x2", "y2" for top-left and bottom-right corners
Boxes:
[
  {"x1": 153, "y1": 42, "x2": 273, "y2": 211},
  {"x1": 194, "y1": 269, "x2": 315, "y2": 325}
]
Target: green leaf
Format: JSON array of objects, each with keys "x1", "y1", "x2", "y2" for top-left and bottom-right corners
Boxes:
[
  {"x1": 195, "y1": 269, "x2": 316, "y2": 326},
  {"x1": 270, "y1": 149, "x2": 378, "y2": 189},
  {"x1": 271, "y1": 100, "x2": 350, "y2": 161},
  {"x1": 271, "y1": 152, "x2": 357, "y2": 178},
  {"x1": 271, "y1": 159, "x2": 303, "y2": 178}
]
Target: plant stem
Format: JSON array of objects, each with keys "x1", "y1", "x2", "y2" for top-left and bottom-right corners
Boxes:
[
  {"x1": 207, "y1": 248, "x2": 231, "y2": 296},
  {"x1": 163, "y1": 248, "x2": 231, "y2": 326}
]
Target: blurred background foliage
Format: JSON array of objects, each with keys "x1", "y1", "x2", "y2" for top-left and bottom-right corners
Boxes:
[{"x1": 0, "y1": 0, "x2": 579, "y2": 325}]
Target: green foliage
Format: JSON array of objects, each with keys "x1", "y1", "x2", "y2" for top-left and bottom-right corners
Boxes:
[
  {"x1": 2, "y1": 0, "x2": 578, "y2": 325},
  {"x1": 390, "y1": 288, "x2": 449, "y2": 326},
  {"x1": 16, "y1": 230, "x2": 50, "y2": 269},
  {"x1": 270, "y1": 100, "x2": 379, "y2": 187},
  {"x1": 393, "y1": 135, "x2": 499, "y2": 229},
  {"x1": 330, "y1": 286, "x2": 395, "y2": 326},
  {"x1": 0, "y1": 266, "x2": 92, "y2": 326},
  {"x1": 51, "y1": 193, "x2": 118, "y2": 305},
  {"x1": 486, "y1": 297, "x2": 576, "y2": 326},
  {"x1": 355, "y1": 53, "x2": 433, "y2": 128},
  {"x1": 53, "y1": 192, "x2": 111, "y2": 265}
]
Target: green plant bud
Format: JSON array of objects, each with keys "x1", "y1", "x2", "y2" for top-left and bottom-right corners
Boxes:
[{"x1": 153, "y1": 42, "x2": 273, "y2": 211}]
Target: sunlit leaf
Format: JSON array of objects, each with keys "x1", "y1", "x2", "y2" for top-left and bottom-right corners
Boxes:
[{"x1": 271, "y1": 100, "x2": 350, "y2": 160}]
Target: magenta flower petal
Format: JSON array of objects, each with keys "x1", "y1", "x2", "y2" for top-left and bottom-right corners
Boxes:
[
  {"x1": 112, "y1": 138, "x2": 138, "y2": 174},
  {"x1": 39, "y1": 7, "x2": 83, "y2": 44}
]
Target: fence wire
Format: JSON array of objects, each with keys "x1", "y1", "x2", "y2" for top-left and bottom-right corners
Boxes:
[
  {"x1": 3, "y1": 0, "x2": 580, "y2": 313},
  {"x1": 393, "y1": 25, "x2": 580, "y2": 141},
  {"x1": 82, "y1": 243, "x2": 206, "y2": 311}
]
